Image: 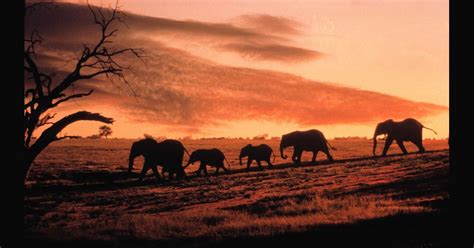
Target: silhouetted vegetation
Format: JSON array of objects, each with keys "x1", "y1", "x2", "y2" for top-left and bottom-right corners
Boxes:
[
  {"x1": 23, "y1": 2, "x2": 144, "y2": 183},
  {"x1": 99, "y1": 125, "x2": 112, "y2": 139},
  {"x1": 252, "y1": 134, "x2": 269, "y2": 140},
  {"x1": 334, "y1": 136, "x2": 368, "y2": 140}
]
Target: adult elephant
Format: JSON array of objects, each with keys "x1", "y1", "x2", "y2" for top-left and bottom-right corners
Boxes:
[
  {"x1": 127, "y1": 138, "x2": 189, "y2": 181},
  {"x1": 372, "y1": 118, "x2": 437, "y2": 157},
  {"x1": 280, "y1": 129, "x2": 335, "y2": 166}
]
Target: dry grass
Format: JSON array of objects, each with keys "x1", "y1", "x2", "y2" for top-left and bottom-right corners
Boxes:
[{"x1": 24, "y1": 139, "x2": 449, "y2": 245}]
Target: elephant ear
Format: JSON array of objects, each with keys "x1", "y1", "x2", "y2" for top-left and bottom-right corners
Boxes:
[{"x1": 386, "y1": 119, "x2": 395, "y2": 132}]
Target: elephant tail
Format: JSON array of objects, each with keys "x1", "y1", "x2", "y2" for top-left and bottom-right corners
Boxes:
[
  {"x1": 183, "y1": 161, "x2": 192, "y2": 169},
  {"x1": 326, "y1": 139, "x2": 337, "y2": 150},
  {"x1": 183, "y1": 147, "x2": 191, "y2": 157},
  {"x1": 224, "y1": 156, "x2": 232, "y2": 170},
  {"x1": 422, "y1": 125, "x2": 438, "y2": 135}
]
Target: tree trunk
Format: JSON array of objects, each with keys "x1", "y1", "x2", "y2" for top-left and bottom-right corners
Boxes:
[{"x1": 23, "y1": 149, "x2": 34, "y2": 183}]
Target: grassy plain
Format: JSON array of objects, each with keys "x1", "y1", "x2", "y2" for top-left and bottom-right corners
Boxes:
[{"x1": 25, "y1": 139, "x2": 449, "y2": 247}]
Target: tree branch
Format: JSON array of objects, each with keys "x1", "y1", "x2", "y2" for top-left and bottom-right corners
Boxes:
[
  {"x1": 49, "y1": 2, "x2": 145, "y2": 100},
  {"x1": 36, "y1": 113, "x2": 56, "y2": 128},
  {"x1": 51, "y1": 89, "x2": 94, "y2": 107},
  {"x1": 25, "y1": 2, "x2": 55, "y2": 15},
  {"x1": 29, "y1": 111, "x2": 114, "y2": 162}
]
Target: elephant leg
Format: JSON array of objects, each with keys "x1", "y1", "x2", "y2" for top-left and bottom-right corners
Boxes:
[
  {"x1": 203, "y1": 164, "x2": 209, "y2": 177},
  {"x1": 139, "y1": 162, "x2": 151, "y2": 181},
  {"x1": 167, "y1": 167, "x2": 175, "y2": 180},
  {"x1": 291, "y1": 151, "x2": 297, "y2": 162},
  {"x1": 381, "y1": 138, "x2": 394, "y2": 157},
  {"x1": 413, "y1": 136, "x2": 425, "y2": 153},
  {"x1": 246, "y1": 159, "x2": 252, "y2": 171},
  {"x1": 266, "y1": 158, "x2": 273, "y2": 167},
  {"x1": 311, "y1": 151, "x2": 318, "y2": 163},
  {"x1": 194, "y1": 167, "x2": 201, "y2": 177},
  {"x1": 326, "y1": 152, "x2": 334, "y2": 162},
  {"x1": 215, "y1": 166, "x2": 220, "y2": 176},
  {"x1": 161, "y1": 167, "x2": 167, "y2": 178},
  {"x1": 322, "y1": 148, "x2": 334, "y2": 162},
  {"x1": 221, "y1": 162, "x2": 229, "y2": 172},
  {"x1": 178, "y1": 169, "x2": 186, "y2": 179},
  {"x1": 151, "y1": 166, "x2": 162, "y2": 181},
  {"x1": 256, "y1": 160, "x2": 264, "y2": 170},
  {"x1": 396, "y1": 140, "x2": 408, "y2": 155},
  {"x1": 196, "y1": 163, "x2": 205, "y2": 176},
  {"x1": 294, "y1": 150, "x2": 303, "y2": 166}
]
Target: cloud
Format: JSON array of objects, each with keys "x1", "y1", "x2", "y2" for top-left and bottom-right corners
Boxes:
[
  {"x1": 217, "y1": 43, "x2": 323, "y2": 62},
  {"x1": 234, "y1": 14, "x2": 302, "y2": 35},
  {"x1": 25, "y1": 2, "x2": 321, "y2": 63},
  {"x1": 77, "y1": 45, "x2": 446, "y2": 130},
  {"x1": 24, "y1": 2, "x2": 448, "y2": 135}
]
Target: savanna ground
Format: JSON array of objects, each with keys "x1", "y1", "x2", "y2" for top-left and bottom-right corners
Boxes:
[{"x1": 24, "y1": 139, "x2": 450, "y2": 247}]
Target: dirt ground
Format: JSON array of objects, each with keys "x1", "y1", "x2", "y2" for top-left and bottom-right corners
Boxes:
[{"x1": 24, "y1": 139, "x2": 449, "y2": 247}]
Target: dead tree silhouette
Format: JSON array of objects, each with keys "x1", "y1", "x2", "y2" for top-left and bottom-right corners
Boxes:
[{"x1": 23, "y1": 2, "x2": 145, "y2": 183}]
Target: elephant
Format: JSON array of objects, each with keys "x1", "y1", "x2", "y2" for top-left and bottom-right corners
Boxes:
[
  {"x1": 280, "y1": 129, "x2": 335, "y2": 166},
  {"x1": 372, "y1": 118, "x2": 437, "y2": 156},
  {"x1": 127, "y1": 138, "x2": 189, "y2": 181},
  {"x1": 239, "y1": 144, "x2": 275, "y2": 171},
  {"x1": 183, "y1": 149, "x2": 231, "y2": 176}
]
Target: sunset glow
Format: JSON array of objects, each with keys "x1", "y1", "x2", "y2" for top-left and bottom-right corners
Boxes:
[{"x1": 26, "y1": 0, "x2": 448, "y2": 139}]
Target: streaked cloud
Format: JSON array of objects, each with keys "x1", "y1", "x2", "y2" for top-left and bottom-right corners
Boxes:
[
  {"x1": 234, "y1": 14, "x2": 302, "y2": 35},
  {"x1": 25, "y1": 2, "x2": 321, "y2": 63},
  {"x1": 217, "y1": 42, "x2": 323, "y2": 62}
]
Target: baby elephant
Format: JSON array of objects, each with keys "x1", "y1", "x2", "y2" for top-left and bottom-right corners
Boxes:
[
  {"x1": 239, "y1": 144, "x2": 275, "y2": 171},
  {"x1": 184, "y1": 149, "x2": 231, "y2": 176}
]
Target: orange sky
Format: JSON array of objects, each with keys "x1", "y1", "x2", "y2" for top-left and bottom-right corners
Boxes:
[{"x1": 27, "y1": 0, "x2": 449, "y2": 139}]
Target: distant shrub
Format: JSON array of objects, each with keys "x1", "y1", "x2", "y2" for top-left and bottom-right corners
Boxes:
[
  {"x1": 99, "y1": 125, "x2": 113, "y2": 139},
  {"x1": 86, "y1": 134, "x2": 101, "y2": 139},
  {"x1": 253, "y1": 134, "x2": 269, "y2": 140},
  {"x1": 334, "y1": 136, "x2": 369, "y2": 140},
  {"x1": 68, "y1": 135, "x2": 83, "y2": 139}
]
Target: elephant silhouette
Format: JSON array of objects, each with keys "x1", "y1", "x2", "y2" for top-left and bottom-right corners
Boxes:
[
  {"x1": 280, "y1": 129, "x2": 335, "y2": 166},
  {"x1": 183, "y1": 149, "x2": 231, "y2": 176},
  {"x1": 127, "y1": 138, "x2": 189, "y2": 181},
  {"x1": 239, "y1": 144, "x2": 275, "y2": 171},
  {"x1": 373, "y1": 118, "x2": 437, "y2": 156}
]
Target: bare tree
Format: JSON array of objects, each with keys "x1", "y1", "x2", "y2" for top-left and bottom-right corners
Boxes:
[
  {"x1": 23, "y1": 2, "x2": 144, "y2": 183},
  {"x1": 99, "y1": 125, "x2": 113, "y2": 139}
]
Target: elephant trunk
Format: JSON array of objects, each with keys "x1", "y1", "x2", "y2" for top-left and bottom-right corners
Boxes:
[
  {"x1": 239, "y1": 155, "x2": 243, "y2": 166},
  {"x1": 280, "y1": 146, "x2": 287, "y2": 159},
  {"x1": 128, "y1": 153, "x2": 136, "y2": 173},
  {"x1": 183, "y1": 160, "x2": 192, "y2": 169},
  {"x1": 372, "y1": 134, "x2": 377, "y2": 156}
]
